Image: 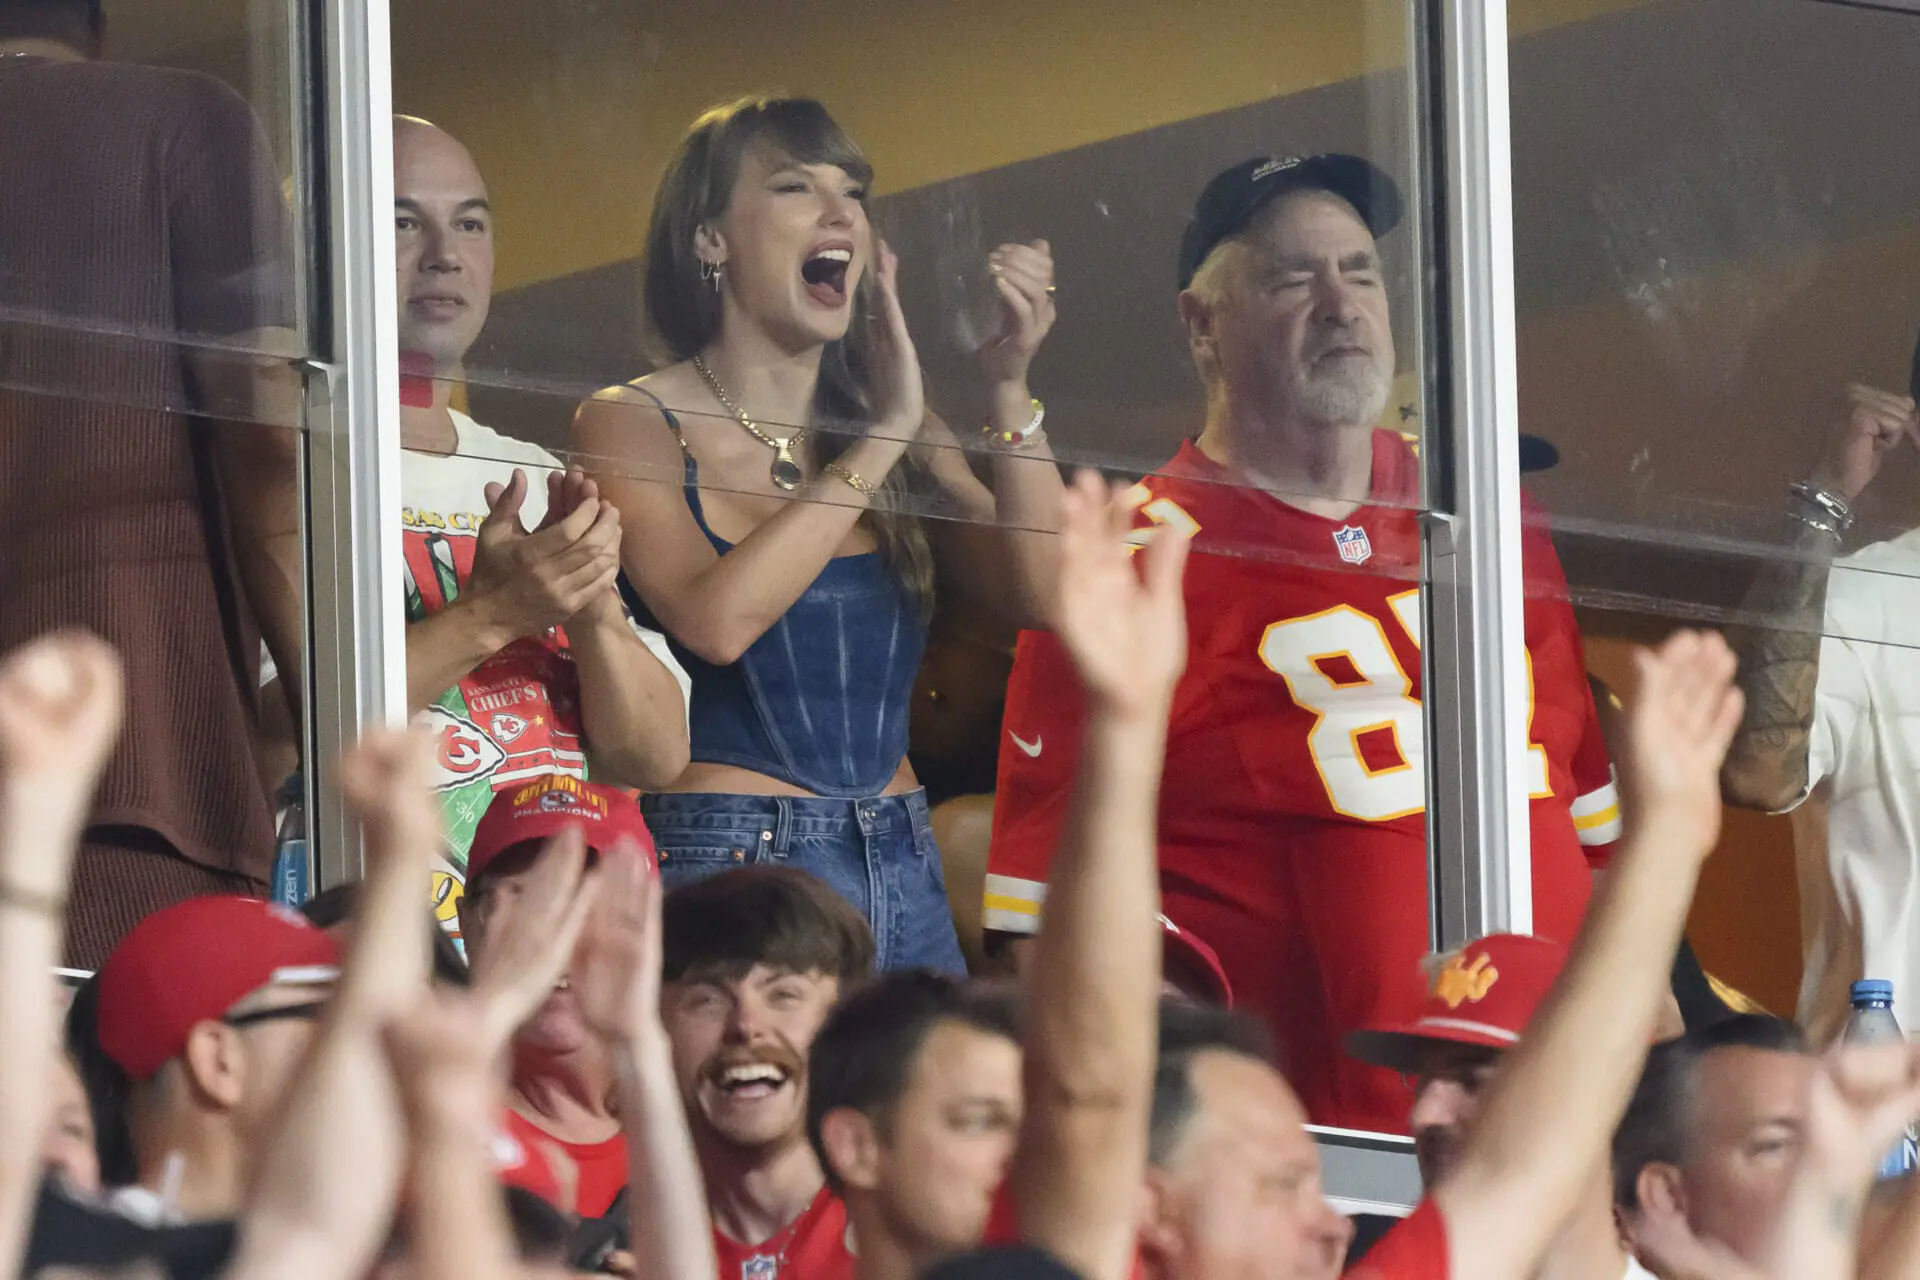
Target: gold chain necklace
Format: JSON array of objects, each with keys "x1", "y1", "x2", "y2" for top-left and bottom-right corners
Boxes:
[{"x1": 692, "y1": 355, "x2": 806, "y2": 491}]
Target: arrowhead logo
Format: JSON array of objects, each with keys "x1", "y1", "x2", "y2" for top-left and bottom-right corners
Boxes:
[
  {"x1": 1432, "y1": 952, "x2": 1500, "y2": 1008},
  {"x1": 1010, "y1": 731, "x2": 1043, "y2": 758}
]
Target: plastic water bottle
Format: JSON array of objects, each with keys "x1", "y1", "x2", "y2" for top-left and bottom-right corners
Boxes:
[
  {"x1": 1844, "y1": 979, "x2": 1918, "y2": 1180},
  {"x1": 270, "y1": 774, "x2": 310, "y2": 908}
]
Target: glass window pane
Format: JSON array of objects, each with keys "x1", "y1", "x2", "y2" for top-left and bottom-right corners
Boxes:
[
  {"x1": 0, "y1": 0, "x2": 315, "y2": 967},
  {"x1": 1510, "y1": 0, "x2": 1920, "y2": 1035},
  {"x1": 391, "y1": 1, "x2": 1449, "y2": 1144}
]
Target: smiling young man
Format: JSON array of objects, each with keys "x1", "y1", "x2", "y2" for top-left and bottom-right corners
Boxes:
[{"x1": 660, "y1": 866, "x2": 876, "y2": 1280}]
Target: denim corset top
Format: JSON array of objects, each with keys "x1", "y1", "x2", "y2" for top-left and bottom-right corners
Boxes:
[{"x1": 616, "y1": 392, "x2": 927, "y2": 799}]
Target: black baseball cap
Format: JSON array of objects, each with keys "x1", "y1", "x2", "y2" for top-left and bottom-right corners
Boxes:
[{"x1": 1177, "y1": 153, "x2": 1405, "y2": 289}]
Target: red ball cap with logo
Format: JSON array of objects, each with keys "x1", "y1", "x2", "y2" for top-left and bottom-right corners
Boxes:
[
  {"x1": 1345, "y1": 932, "x2": 1568, "y2": 1073},
  {"x1": 1161, "y1": 913, "x2": 1235, "y2": 1009},
  {"x1": 466, "y1": 773, "x2": 657, "y2": 889},
  {"x1": 96, "y1": 895, "x2": 342, "y2": 1080}
]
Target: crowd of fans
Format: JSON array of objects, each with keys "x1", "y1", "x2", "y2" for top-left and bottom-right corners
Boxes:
[{"x1": 6, "y1": 0, "x2": 1920, "y2": 1278}]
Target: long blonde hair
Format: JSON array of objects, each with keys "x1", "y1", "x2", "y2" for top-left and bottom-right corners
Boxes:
[{"x1": 641, "y1": 94, "x2": 934, "y2": 612}]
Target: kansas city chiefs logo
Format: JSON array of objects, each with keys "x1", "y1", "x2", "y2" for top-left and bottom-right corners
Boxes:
[
  {"x1": 491, "y1": 713, "x2": 529, "y2": 744},
  {"x1": 416, "y1": 705, "x2": 507, "y2": 792}
]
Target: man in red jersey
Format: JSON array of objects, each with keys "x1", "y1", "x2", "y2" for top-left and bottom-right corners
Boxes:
[
  {"x1": 985, "y1": 153, "x2": 1621, "y2": 1132},
  {"x1": 660, "y1": 867, "x2": 876, "y2": 1280}
]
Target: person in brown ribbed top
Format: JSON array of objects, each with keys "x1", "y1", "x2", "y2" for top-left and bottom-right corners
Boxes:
[{"x1": 0, "y1": 0, "x2": 305, "y2": 966}]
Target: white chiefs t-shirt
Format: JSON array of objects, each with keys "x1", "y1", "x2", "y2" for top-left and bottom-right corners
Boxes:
[
  {"x1": 1788, "y1": 525, "x2": 1920, "y2": 1044},
  {"x1": 403, "y1": 411, "x2": 687, "y2": 918}
]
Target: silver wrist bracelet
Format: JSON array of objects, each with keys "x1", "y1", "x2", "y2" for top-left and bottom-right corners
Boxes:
[{"x1": 1787, "y1": 480, "x2": 1853, "y2": 537}]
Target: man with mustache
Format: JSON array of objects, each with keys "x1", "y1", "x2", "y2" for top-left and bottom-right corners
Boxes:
[
  {"x1": 660, "y1": 866, "x2": 876, "y2": 1280},
  {"x1": 391, "y1": 115, "x2": 689, "y2": 913},
  {"x1": 986, "y1": 154, "x2": 1622, "y2": 1132}
]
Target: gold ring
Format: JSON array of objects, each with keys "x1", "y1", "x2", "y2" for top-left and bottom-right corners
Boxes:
[{"x1": 1045, "y1": 284, "x2": 1058, "y2": 295}]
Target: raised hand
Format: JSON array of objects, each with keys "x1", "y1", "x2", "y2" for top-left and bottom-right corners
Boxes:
[
  {"x1": 0, "y1": 631, "x2": 124, "y2": 785},
  {"x1": 1811, "y1": 383, "x2": 1919, "y2": 504},
  {"x1": 1805, "y1": 1040, "x2": 1920, "y2": 1185},
  {"x1": 0, "y1": 632, "x2": 125, "y2": 904},
  {"x1": 466, "y1": 827, "x2": 602, "y2": 1053},
  {"x1": 381, "y1": 990, "x2": 498, "y2": 1120},
  {"x1": 1619, "y1": 630, "x2": 1745, "y2": 859},
  {"x1": 336, "y1": 729, "x2": 443, "y2": 868},
  {"x1": 865, "y1": 241, "x2": 927, "y2": 439},
  {"x1": 538, "y1": 466, "x2": 602, "y2": 533},
  {"x1": 465, "y1": 468, "x2": 624, "y2": 637},
  {"x1": 570, "y1": 840, "x2": 663, "y2": 1046},
  {"x1": 1051, "y1": 471, "x2": 1191, "y2": 721},
  {"x1": 976, "y1": 240, "x2": 1057, "y2": 392},
  {"x1": 1625, "y1": 1198, "x2": 1770, "y2": 1280}
]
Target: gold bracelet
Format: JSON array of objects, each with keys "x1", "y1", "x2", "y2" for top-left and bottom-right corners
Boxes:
[
  {"x1": 823, "y1": 462, "x2": 877, "y2": 497},
  {"x1": 0, "y1": 880, "x2": 67, "y2": 918}
]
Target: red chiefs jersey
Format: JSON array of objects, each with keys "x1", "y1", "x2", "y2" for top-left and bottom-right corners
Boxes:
[
  {"x1": 712, "y1": 1186, "x2": 855, "y2": 1280},
  {"x1": 499, "y1": 1107, "x2": 629, "y2": 1218},
  {"x1": 986, "y1": 432, "x2": 1619, "y2": 1132},
  {"x1": 1344, "y1": 1199, "x2": 1448, "y2": 1279}
]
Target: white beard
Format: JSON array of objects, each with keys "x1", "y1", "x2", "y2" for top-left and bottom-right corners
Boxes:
[{"x1": 1293, "y1": 354, "x2": 1391, "y2": 427}]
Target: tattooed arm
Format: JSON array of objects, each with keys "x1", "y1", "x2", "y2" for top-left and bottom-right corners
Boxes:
[{"x1": 1720, "y1": 384, "x2": 1918, "y2": 812}]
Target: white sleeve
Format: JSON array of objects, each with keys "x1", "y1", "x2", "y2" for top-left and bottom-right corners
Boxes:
[
  {"x1": 630, "y1": 618, "x2": 693, "y2": 714},
  {"x1": 1788, "y1": 631, "x2": 1869, "y2": 812}
]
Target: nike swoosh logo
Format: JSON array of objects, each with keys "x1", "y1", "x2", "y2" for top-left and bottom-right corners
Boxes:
[{"x1": 1010, "y1": 732, "x2": 1043, "y2": 758}]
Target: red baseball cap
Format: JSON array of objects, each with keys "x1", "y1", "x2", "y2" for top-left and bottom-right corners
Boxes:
[
  {"x1": 1346, "y1": 933, "x2": 1567, "y2": 1072},
  {"x1": 96, "y1": 896, "x2": 341, "y2": 1080},
  {"x1": 1161, "y1": 913, "x2": 1234, "y2": 1009},
  {"x1": 466, "y1": 773, "x2": 657, "y2": 889}
]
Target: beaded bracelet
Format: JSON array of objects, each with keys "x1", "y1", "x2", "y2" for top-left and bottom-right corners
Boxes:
[{"x1": 983, "y1": 398, "x2": 1046, "y2": 449}]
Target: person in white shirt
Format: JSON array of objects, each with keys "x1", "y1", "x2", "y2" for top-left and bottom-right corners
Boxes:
[
  {"x1": 1720, "y1": 380, "x2": 1920, "y2": 1044},
  {"x1": 392, "y1": 115, "x2": 690, "y2": 893}
]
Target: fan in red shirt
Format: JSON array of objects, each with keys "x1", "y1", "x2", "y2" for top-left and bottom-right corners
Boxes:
[
  {"x1": 659, "y1": 866, "x2": 876, "y2": 1280},
  {"x1": 457, "y1": 773, "x2": 659, "y2": 1218},
  {"x1": 985, "y1": 153, "x2": 1621, "y2": 1133}
]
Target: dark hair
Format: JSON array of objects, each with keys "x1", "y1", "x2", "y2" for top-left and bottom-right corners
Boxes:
[
  {"x1": 63, "y1": 972, "x2": 139, "y2": 1187},
  {"x1": 0, "y1": 0, "x2": 101, "y2": 46},
  {"x1": 662, "y1": 866, "x2": 875, "y2": 989},
  {"x1": 806, "y1": 970, "x2": 1019, "y2": 1193},
  {"x1": 639, "y1": 93, "x2": 933, "y2": 610},
  {"x1": 299, "y1": 882, "x2": 471, "y2": 987},
  {"x1": 1612, "y1": 1013, "x2": 1807, "y2": 1210},
  {"x1": 1148, "y1": 1000, "x2": 1274, "y2": 1168}
]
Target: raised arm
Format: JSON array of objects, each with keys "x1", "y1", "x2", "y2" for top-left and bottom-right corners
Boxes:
[
  {"x1": 575, "y1": 246, "x2": 930, "y2": 667},
  {"x1": 1012, "y1": 473, "x2": 1190, "y2": 1280},
  {"x1": 225, "y1": 730, "x2": 440, "y2": 1280},
  {"x1": 1721, "y1": 385, "x2": 1917, "y2": 811},
  {"x1": 1438, "y1": 631, "x2": 1745, "y2": 1280},
  {"x1": 0, "y1": 633, "x2": 123, "y2": 1277},
  {"x1": 573, "y1": 842, "x2": 717, "y2": 1280},
  {"x1": 917, "y1": 240, "x2": 1071, "y2": 631}
]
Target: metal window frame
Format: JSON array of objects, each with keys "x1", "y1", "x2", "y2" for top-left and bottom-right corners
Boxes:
[
  {"x1": 303, "y1": 0, "x2": 404, "y2": 889},
  {"x1": 1420, "y1": 0, "x2": 1531, "y2": 950}
]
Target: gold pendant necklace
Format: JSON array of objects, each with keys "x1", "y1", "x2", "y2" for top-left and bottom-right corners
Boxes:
[{"x1": 692, "y1": 355, "x2": 807, "y2": 491}]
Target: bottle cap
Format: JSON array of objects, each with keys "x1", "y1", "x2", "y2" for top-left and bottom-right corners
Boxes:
[{"x1": 1852, "y1": 979, "x2": 1895, "y2": 1003}]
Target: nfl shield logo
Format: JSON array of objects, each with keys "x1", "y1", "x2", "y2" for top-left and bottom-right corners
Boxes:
[
  {"x1": 1333, "y1": 525, "x2": 1373, "y2": 565},
  {"x1": 743, "y1": 1257, "x2": 780, "y2": 1280}
]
